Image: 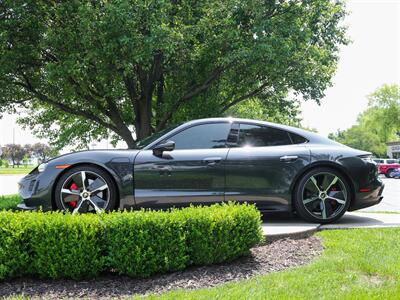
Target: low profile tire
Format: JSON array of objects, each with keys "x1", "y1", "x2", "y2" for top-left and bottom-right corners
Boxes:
[
  {"x1": 54, "y1": 165, "x2": 117, "y2": 214},
  {"x1": 294, "y1": 167, "x2": 351, "y2": 224}
]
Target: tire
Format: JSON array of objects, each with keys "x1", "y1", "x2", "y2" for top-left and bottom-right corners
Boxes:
[
  {"x1": 386, "y1": 169, "x2": 394, "y2": 178},
  {"x1": 54, "y1": 165, "x2": 117, "y2": 213},
  {"x1": 294, "y1": 167, "x2": 351, "y2": 224}
]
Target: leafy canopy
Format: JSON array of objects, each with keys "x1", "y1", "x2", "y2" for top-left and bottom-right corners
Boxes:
[
  {"x1": 329, "y1": 84, "x2": 400, "y2": 157},
  {"x1": 0, "y1": 0, "x2": 348, "y2": 149}
]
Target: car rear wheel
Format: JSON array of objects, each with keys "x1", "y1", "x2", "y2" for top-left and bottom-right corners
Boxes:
[
  {"x1": 294, "y1": 167, "x2": 351, "y2": 224},
  {"x1": 54, "y1": 165, "x2": 117, "y2": 214}
]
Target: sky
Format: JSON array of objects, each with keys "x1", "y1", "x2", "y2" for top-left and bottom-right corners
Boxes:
[
  {"x1": 301, "y1": 0, "x2": 400, "y2": 135},
  {"x1": 0, "y1": 0, "x2": 399, "y2": 148}
]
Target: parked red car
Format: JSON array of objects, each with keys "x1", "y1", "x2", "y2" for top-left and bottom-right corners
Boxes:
[{"x1": 373, "y1": 158, "x2": 400, "y2": 177}]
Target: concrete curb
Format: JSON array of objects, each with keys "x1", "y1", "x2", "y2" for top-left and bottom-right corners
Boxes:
[{"x1": 262, "y1": 212, "x2": 400, "y2": 240}]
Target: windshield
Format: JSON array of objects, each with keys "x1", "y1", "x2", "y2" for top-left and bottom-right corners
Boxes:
[{"x1": 135, "y1": 125, "x2": 180, "y2": 149}]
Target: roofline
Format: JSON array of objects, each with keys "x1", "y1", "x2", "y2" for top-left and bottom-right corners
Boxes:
[{"x1": 144, "y1": 117, "x2": 341, "y2": 149}]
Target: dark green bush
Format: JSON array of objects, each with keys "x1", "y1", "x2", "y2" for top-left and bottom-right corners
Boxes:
[{"x1": 0, "y1": 203, "x2": 263, "y2": 280}]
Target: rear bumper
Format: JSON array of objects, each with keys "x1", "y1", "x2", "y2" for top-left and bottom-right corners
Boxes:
[{"x1": 348, "y1": 179, "x2": 384, "y2": 211}]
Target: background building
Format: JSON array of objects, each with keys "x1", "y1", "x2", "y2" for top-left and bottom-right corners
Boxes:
[{"x1": 387, "y1": 141, "x2": 400, "y2": 159}]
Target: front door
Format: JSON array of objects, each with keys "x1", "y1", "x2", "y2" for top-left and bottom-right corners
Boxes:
[{"x1": 134, "y1": 122, "x2": 232, "y2": 209}]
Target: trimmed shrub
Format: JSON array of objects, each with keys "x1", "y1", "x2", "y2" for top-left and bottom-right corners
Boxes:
[
  {"x1": 0, "y1": 212, "x2": 31, "y2": 279},
  {"x1": 0, "y1": 203, "x2": 263, "y2": 280}
]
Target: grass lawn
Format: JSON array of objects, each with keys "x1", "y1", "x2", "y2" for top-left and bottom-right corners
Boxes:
[
  {"x1": 0, "y1": 194, "x2": 21, "y2": 210},
  {"x1": 0, "y1": 166, "x2": 34, "y2": 175},
  {"x1": 149, "y1": 228, "x2": 400, "y2": 300}
]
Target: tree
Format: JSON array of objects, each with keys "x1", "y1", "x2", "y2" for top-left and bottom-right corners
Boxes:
[
  {"x1": 2, "y1": 144, "x2": 26, "y2": 168},
  {"x1": 329, "y1": 84, "x2": 400, "y2": 157},
  {"x1": 0, "y1": 0, "x2": 348, "y2": 149},
  {"x1": 31, "y1": 143, "x2": 59, "y2": 163}
]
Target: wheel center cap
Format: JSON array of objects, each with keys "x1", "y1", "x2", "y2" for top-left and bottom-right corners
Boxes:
[
  {"x1": 320, "y1": 192, "x2": 327, "y2": 199},
  {"x1": 82, "y1": 192, "x2": 89, "y2": 198}
]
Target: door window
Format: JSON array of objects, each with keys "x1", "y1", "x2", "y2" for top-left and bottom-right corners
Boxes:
[
  {"x1": 238, "y1": 124, "x2": 292, "y2": 147},
  {"x1": 167, "y1": 123, "x2": 231, "y2": 150}
]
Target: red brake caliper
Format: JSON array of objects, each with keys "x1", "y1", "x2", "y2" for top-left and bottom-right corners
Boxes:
[{"x1": 69, "y1": 182, "x2": 78, "y2": 208}]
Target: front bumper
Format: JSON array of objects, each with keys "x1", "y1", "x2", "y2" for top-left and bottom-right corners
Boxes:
[
  {"x1": 16, "y1": 203, "x2": 38, "y2": 211},
  {"x1": 18, "y1": 171, "x2": 54, "y2": 211}
]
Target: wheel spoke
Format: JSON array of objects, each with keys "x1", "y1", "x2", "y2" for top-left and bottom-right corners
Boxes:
[
  {"x1": 327, "y1": 196, "x2": 346, "y2": 205},
  {"x1": 64, "y1": 194, "x2": 80, "y2": 203},
  {"x1": 320, "y1": 200, "x2": 327, "y2": 219},
  {"x1": 310, "y1": 176, "x2": 321, "y2": 192},
  {"x1": 303, "y1": 196, "x2": 320, "y2": 205},
  {"x1": 87, "y1": 178, "x2": 108, "y2": 194},
  {"x1": 324, "y1": 176, "x2": 338, "y2": 192},
  {"x1": 91, "y1": 195, "x2": 106, "y2": 209},
  {"x1": 61, "y1": 189, "x2": 80, "y2": 195},
  {"x1": 81, "y1": 171, "x2": 87, "y2": 190},
  {"x1": 72, "y1": 200, "x2": 84, "y2": 215},
  {"x1": 88, "y1": 198, "x2": 102, "y2": 214}
]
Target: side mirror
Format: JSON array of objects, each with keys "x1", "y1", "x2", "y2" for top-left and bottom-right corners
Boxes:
[{"x1": 153, "y1": 140, "x2": 175, "y2": 156}]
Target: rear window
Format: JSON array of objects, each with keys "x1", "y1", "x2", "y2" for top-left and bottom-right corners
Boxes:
[
  {"x1": 289, "y1": 132, "x2": 308, "y2": 144},
  {"x1": 238, "y1": 124, "x2": 292, "y2": 147}
]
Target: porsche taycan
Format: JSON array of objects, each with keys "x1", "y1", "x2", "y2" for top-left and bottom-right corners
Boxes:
[{"x1": 18, "y1": 118, "x2": 384, "y2": 223}]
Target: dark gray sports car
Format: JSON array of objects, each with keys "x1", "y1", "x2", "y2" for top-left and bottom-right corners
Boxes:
[{"x1": 18, "y1": 118, "x2": 384, "y2": 223}]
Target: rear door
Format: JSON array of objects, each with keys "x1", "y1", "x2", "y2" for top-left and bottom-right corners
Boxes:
[
  {"x1": 134, "y1": 122, "x2": 231, "y2": 209},
  {"x1": 225, "y1": 123, "x2": 311, "y2": 212}
]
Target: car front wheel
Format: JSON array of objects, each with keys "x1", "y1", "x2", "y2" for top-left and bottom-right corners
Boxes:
[
  {"x1": 294, "y1": 167, "x2": 351, "y2": 224},
  {"x1": 54, "y1": 165, "x2": 117, "y2": 214}
]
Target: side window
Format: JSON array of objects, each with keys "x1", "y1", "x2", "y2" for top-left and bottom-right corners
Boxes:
[
  {"x1": 168, "y1": 123, "x2": 231, "y2": 150},
  {"x1": 289, "y1": 132, "x2": 308, "y2": 144},
  {"x1": 238, "y1": 124, "x2": 292, "y2": 147}
]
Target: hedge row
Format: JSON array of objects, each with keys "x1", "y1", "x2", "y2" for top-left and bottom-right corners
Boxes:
[{"x1": 0, "y1": 203, "x2": 263, "y2": 280}]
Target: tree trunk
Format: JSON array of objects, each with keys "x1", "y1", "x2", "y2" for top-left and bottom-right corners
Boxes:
[{"x1": 135, "y1": 96, "x2": 152, "y2": 141}]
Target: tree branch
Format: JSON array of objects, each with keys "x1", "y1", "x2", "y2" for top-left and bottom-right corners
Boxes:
[
  {"x1": 156, "y1": 66, "x2": 226, "y2": 131},
  {"x1": 219, "y1": 82, "x2": 270, "y2": 113},
  {"x1": 13, "y1": 76, "x2": 120, "y2": 134}
]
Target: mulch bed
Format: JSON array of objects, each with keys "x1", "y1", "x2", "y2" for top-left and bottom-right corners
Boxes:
[{"x1": 0, "y1": 236, "x2": 323, "y2": 299}]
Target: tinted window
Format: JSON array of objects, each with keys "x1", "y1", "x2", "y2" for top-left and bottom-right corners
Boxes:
[
  {"x1": 135, "y1": 125, "x2": 180, "y2": 149},
  {"x1": 238, "y1": 124, "x2": 292, "y2": 147},
  {"x1": 168, "y1": 123, "x2": 231, "y2": 150},
  {"x1": 289, "y1": 132, "x2": 308, "y2": 144},
  {"x1": 386, "y1": 159, "x2": 397, "y2": 164}
]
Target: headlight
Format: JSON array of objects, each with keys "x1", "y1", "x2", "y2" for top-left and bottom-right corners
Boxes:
[{"x1": 38, "y1": 163, "x2": 48, "y2": 173}]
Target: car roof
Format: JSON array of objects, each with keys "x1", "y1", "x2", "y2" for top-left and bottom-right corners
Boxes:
[{"x1": 167, "y1": 117, "x2": 342, "y2": 146}]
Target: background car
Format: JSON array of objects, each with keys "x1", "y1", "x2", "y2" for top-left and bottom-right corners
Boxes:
[
  {"x1": 372, "y1": 158, "x2": 400, "y2": 177},
  {"x1": 390, "y1": 168, "x2": 400, "y2": 179},
  {"x1": 18, "y1": 118, "x2": 384, "y2": 224}
]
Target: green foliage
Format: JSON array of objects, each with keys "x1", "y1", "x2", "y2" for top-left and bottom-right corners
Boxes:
[
  {"x1": 0, "y1": 203, "x2": 262, "y2": 280},
  {"x1": 329, "y1": 84, "x2": 400, "y2": 157},
  {"x1": 2, "y1": 160, "x2": 9, "y2": 168},
  {"x1": 104, "y1": 210, "x2": 189, "y2": 277},
  {"x1": 0, "y1": 0, "x2": 348, "y2": 149},
  {"x1": 0, "y1": 194, "x2": 21, "y2": 210}
]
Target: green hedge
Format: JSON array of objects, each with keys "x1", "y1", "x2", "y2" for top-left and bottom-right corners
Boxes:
[{"x1": 0, "y1": 203, "x2": 263, "y2": 280}]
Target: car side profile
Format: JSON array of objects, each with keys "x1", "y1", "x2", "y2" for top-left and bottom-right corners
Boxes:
[{"x1": 18, "y1": 118, "x2": 384, "y2": 223}]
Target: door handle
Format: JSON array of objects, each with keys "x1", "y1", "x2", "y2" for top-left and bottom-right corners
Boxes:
[
  {"x1": 203, "y1": 157, "x2": 222, "y2": 166},
  {"x1": 280, "y1": 155, "x2": 298, "y2": 162}
]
